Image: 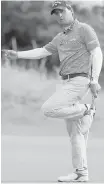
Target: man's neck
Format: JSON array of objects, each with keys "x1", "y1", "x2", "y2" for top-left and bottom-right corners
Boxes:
[
  {"x1": 62, "y1": 19, "x2": 74, "y2": 30},
  {"x1": 62, "y1": 18, "x2": 76, "y2": 33}
]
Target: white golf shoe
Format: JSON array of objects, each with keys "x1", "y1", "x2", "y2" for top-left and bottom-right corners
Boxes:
[{"x1": 58, "y1": 172, "x2": 89, "y2": 182}]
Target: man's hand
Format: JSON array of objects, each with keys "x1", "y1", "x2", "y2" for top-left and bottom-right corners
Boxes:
[
  {"x1": 2, "y1": 49, "x2": 18, "y2": 60},
  {"x1": 89, "y1": 80, "x2": 101, "y2": 98}
]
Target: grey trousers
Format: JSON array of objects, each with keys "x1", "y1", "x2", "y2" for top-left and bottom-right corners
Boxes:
[{"x1": 42, "y1": 76, "x2": 92, "y2": 172}]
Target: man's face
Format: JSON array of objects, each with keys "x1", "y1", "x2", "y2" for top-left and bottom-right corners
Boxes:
[{"x1": 52, "y1": 8, "x2": 73, "y2": 25}]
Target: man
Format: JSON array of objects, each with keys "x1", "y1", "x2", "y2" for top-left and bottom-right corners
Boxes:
[{"x1": 2, "y1": 0, "x2": 103, "y2": 182}]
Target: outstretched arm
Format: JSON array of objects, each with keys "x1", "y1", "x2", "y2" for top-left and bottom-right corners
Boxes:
[
  {"x1": 2, "y1": 47, "x2": 52, "y2": 60},
  {"x1": 17, "y1": 47, "x2": 52, "y2": 59},
  {"x1": 2, "y1": 34, "x2": 58, "y2": 60}
]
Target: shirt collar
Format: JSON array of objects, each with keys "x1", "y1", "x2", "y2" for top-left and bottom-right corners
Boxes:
[{"x1": 63, "y1": 19, "x2": 77, "y2": 34}]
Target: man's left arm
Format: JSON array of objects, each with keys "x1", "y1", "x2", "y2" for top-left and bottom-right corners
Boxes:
[
  {"x1": 90, "y1": 46, "x2": 103, "y2": 97},
  {"x1": 80, "y1": 23, "x2": 103, "y2": 97},
  {"x1": 90, "y1": 46, "x2": 103, "y2": 83}
]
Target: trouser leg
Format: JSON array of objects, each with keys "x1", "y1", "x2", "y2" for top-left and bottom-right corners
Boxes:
[
  {"x1": 41, "y1": 77, "x2": 90, "y2": 119},
  {"x1": 84, "y1": 130, "x2": 89, "y2": 147},
  {"x1": 65, "y1": 118, "x2": 88, "y2": 173}
]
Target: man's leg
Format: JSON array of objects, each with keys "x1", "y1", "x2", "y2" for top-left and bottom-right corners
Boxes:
[
  {"x1": 71, "y1": 119, "x2": 88, "y2": 171},
  {"x1": 58, "y1": 117, "x2": 89, "y2": 182},
  {"x1": 69, "y1": 112, "x2": 95, "y2": 172},
  {"x1": 66, "y1": 118, "x2": 88, "y2": 169},
  {"x1": 67, "y1": 118, "x2": 88, "y2": 171},
  {"x1": 41, "y1": 77, "x2": 90, "y2": 119},
  {"x1": 84, "y1": 130, "x2": 89, "y2": 147},
  {"x1": 58, "y1": 108, "x2": 96, "y2": 182},
  {"x1": 57, "y1": 118, "x2": 88, "y2": 182}
]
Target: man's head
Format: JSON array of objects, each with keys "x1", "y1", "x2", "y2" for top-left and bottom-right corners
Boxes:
[{"x1": 51, "y1": 0, "x2": 74, "y2": 25}]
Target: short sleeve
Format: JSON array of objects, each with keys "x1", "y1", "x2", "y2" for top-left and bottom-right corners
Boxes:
[
  {"x1": 80, "y1": 23, "x2": 100, "y2": 51},
  {"x1": 44, "y1": 35, "x2": 58, "y2": 54}
]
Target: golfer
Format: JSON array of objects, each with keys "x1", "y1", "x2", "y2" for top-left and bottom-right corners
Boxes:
[{"x1": 2, "y1": 0, "x2": 103, "y2": 182}]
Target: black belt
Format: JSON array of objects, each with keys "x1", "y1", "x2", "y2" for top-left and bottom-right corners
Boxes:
[{"x1": 61, "y1": 73, "x2": 89, "y2": 80}]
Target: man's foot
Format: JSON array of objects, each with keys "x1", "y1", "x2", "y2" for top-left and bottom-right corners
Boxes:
[
  {"x1": 84, "y1": 104, "x2": 96, "y2": 117},
  {"x1": 58, "y1": 171, "x2": 89, "y2": 182}
]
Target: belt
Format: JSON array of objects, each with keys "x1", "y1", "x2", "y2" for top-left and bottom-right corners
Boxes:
[{"x1": 61, "y1": 72, "x2": 89, "y2": 80}]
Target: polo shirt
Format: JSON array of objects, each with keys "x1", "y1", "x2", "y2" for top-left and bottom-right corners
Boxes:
[{"x1": 44, "y1": 19, "x2": 100, "y2": 76}]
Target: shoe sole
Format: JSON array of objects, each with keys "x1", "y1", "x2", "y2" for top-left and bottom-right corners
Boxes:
[
  {"x1": 58, "y1": 177, "x2": 89, "y2": 182},
  {"x1": 58, "y1": 180, "x2": 88, "y2": 182}
]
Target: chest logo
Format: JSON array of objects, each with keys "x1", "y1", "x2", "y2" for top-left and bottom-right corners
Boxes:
[{"x1": 59, "y1": 38, "x2": 77, "y2": 46}]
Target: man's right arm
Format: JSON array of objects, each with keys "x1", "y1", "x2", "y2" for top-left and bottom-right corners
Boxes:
[
  {"x1": 17, "y1": 35, "x2": 58, "y2": 59},
  {"x1": 17, "y1": 47, "x2": 52, "y2": 59},
  {"x1": 2, "y1": 35, "x2": 58, "y2": 60}
]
